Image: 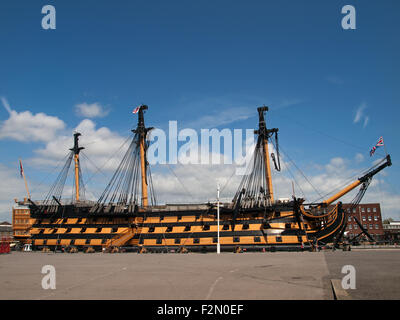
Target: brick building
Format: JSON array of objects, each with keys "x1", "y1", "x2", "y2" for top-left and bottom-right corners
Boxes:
[{"x1": 342, "y1": 203, "x2": 384, "y2": 241}]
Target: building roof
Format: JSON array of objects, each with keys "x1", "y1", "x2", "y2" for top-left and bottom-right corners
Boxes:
[{"x1": 0, "y1": 221, "x2": 11, "y2": 225}]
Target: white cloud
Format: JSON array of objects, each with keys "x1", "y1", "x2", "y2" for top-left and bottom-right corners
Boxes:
[
  {"x1": 363, "y1": 116, "x2": 369, "y2": 128},
  {"x1": 75, "y1": 102, "x2": 109, "y2": 118},
  {"x1": 355, "y1": 153, "x2": 364, "y2": 163},
  {"x1": 353, "y1": 102, "x2": 369, "y2": 128},
  {"x1": 31, "y1": 119, "x2": 127, "y2": 172},
  {"x1": 0, "y1": 98, "x2": 65, "y2": 142},
  {"x1": 185, "y1": 107, "x2": 255, "y2": 129}
]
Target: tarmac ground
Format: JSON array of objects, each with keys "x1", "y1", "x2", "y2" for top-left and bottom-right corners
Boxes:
[{"x1": 0, "y1": 249, "x2": 399, "y2": 300}]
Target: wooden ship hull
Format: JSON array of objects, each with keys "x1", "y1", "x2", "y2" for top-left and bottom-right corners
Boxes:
[{"x1": 28, "y1": 106, "x2": 391, "y2": 252}]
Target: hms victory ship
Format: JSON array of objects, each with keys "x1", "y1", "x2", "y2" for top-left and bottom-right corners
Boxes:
[{"x1": 28, "y1": 105, "x2": 392, "y2": 252}]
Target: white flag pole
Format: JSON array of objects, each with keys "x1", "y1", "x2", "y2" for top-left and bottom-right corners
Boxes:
[{"x1": 217, "y1": 184, "x2": 220, "y2": 254}]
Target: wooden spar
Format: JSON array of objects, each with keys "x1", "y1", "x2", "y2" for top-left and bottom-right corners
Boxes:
[
  {"x1": 19, "y1": 159, "x2": 31, "y2": 199},
  {"x1": 263, "y1": 136, "x2": 274, "y2": 202},
  {"x1": 322, "y1": 180, "x2": 362, "y2": 206},
  {"x1": 70, "y1": 133, "x2": 84, "y2": 203},
  {"x1": 139, "y1": 133, "x2": 148, "y2": 207},
  {"x1": 257, "y1": 106, "x2": 274, "y2": 202},
  {"x1": 74, "y1": 154, "x2": 80, "y2": 202},
  {"x1": 322, "y1": 154, "x2": 392, "y2": 206},
  {"x1": 136, "y1": 105, "x2": 150, "y2": 208}
]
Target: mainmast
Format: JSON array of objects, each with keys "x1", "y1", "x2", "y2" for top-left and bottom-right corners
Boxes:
[
  {"x1": 255, "y1": 106, "x2": 278, "y2": 203},
  {"x1": 133, "y1": 105, "x2": 152, "y2": 208},
  {"x1": 69, "y1": 132, "x2": 84, "y2": 202}
]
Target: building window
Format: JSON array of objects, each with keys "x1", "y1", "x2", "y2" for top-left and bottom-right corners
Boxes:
[
  {"x1": 348, "y1": 217, "x2": 352, "y2": 222},
  {"x1": 369, "y1": 224, "x2": 373, "y2": 229},
  {"x1": 367, "y1": 208, "x2": 371, "y2": 213},
  {"x1": 353, "y1": 208, "x2": 356, "y2": 213},
  {"x1": 374, "y1": 216, "x2": 378, "y2": 221},
  {"x1": 361, "y1": 208, "x2": 365, "y2": 212},
  {"x1": 375, "y1": 224, "x2": 379, "y2": 229},
  {"x1": 368, "y1": 216, "x2": 372, "y2": 221},
  {"x1": 348, "y1": 224, "x2": 352, "y2": 230},
  {"x1": 373, "y1": 208, "x2": 377, "y2": 213},
  {"x1": 362, "y1": 216, "x2": 366, "y2": 221},
  {"x1": 363, "y1": 225, "x2": 367, "y2": 229},
  {"x1": 354, "y1": 224, "x2": 358, "y2": 229}
]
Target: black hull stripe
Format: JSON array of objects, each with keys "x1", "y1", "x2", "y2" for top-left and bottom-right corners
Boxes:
[
  {"x1": 31, "y1": 217, "x2": 298, "y2": 229},
  {"x1": 31, "y1": 229, "x2": 306, "y2": 240}
]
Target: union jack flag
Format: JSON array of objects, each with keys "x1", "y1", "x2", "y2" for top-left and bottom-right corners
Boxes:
[
  {"x1": 132, "y1": 106, "x2": 140, "y2": 114},
  {"x1": 370, "y1": 136, "x2": 384, "y2": 156}
]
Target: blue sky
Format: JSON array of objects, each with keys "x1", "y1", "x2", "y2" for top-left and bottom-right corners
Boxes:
[{"x1": 0, "y1": 1, "x2": 399, "y2": 221}]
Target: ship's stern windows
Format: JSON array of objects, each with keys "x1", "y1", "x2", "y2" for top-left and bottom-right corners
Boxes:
[
  {"x1": 156, "y1": 237, "x2": 162, "y2": 244},
  {"x1": 51, "y1": 228, "x2": 58, "y2": 234},
  {"x1": 276, "y1": 236, "x2": 282, "y2": 242},
  {"x1": 233, "y1": 237, "x2": 240, "y2": 243},
  {"x1": 166, "y1": 226, "x2": 173, "y2": 232},
  {"x1": 184, "y1": 225, "x2": 191, "y2": 232},
  {"x1": 193, "y1": 238, "x2": 200, "y2": 244},
  {"x1": 202, "y1": 224, "x2": 210, "y2": 231},
  {"x1": 66, "y1": 228, "x2": 72, "y2": 233},
  {"x1": 95, "y1": 227, "x2": 102, "y2": 233},
  {"x1": 213, "y1": 237, "x2": 218, "y2": 243},
  {"x1": 254, "y1": 236, "x2": 261, "y2": 242},
  {"x1": 285, "y1": 223, "x2": 291, "y2": 229},
  {"x1": 222, "y1": 224, "x2": 229, "y2": 230},
  {"x1": 80, "y1": 227, "x2": 87, "y2": 233},
  {"x1": 174, "y1": 238, "x2": 181, "y2": 244},
  {"x1": 177, "y1": 215, "x2": 182, "y2": 221},
  {"x1": 242, "y1": 222, "x2": 249, "y2": 230},
  {"x1": 112, "y1": 227, "x2": 118, "y2": 233},
  {"x1": 148, "y1": 226, "x2": 155, "y2": 233}
]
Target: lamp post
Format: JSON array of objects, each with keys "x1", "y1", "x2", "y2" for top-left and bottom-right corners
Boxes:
[{"x1": 217, "y1": 184, "x2": 220, "y2": 254}]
